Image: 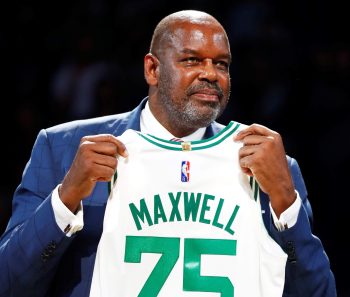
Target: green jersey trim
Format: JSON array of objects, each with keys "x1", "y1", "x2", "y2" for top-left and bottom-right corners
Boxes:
[
  {"x1": 109, "y1": 121, "x2": 241, "y2": 191},
  {"x1": 249, "y1": 177, "x2": 260, "y2": 201},
  {"x1": 138, "y1": 121, "x2": 240, "y2": 151}
]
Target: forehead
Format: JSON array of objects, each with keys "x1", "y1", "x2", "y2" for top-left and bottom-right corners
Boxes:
[{"x1": 168, "y1": 22, "x2": 230, "y2": 56}]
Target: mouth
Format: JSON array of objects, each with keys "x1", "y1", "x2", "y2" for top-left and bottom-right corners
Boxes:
[{"x1": 191, "y1": 88, "x2": 220, "y2": 102}]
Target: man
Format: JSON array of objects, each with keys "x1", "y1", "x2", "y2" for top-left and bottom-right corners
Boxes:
[{"x1": 0, "y1": 10, "x2": 336, "y2": 297}]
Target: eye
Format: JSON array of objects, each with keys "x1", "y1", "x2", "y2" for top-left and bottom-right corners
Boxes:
[
  {"x1": 182, "y1": 57, "x2": 200, "y2": 65},
  {"x1": 215, "y1": 60, "x2": 229, "y2": 71}
]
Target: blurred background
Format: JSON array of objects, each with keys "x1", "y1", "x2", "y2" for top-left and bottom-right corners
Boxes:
[{"x1": 1, "y1": 0, "x2": 349, "y2": 295}]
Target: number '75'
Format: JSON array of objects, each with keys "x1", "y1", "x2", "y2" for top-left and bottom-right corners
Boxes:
[{"x1": 124, "y1": 236, "x2": 237, "y2": 297}]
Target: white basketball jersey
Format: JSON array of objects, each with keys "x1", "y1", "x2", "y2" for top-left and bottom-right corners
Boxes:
[{"x1": 90, "y1": 121, "x2": 287, "y2": 297}]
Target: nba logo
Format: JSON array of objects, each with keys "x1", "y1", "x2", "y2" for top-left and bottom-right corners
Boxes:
[{"x1": 181, "y1": 161, "x2": 190, "y2": 182}]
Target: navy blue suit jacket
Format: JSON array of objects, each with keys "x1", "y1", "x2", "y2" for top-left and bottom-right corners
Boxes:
[{"x1": 0, "y1": 98, "x2": 336, "y2": 296}]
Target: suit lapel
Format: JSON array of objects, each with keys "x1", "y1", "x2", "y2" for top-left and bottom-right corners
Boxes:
[{"x1": 111, "y1": 97, "x2": 147, "y2": 136}]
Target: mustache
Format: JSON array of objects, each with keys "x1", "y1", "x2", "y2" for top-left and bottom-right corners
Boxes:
[{"x1": 186, "y1": 82, "x2": 224, "y2": 98}]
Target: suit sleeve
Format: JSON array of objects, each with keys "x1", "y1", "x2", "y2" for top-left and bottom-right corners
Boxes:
[
  {"x1": 269, "y1": 157, "x2": 337, "y2": 297},
  {"x1": 0, "y1": 129, "x2": 75, "y2": 297}
]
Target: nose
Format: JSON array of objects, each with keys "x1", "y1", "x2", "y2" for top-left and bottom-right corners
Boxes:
[{"x1": 198, "y1": 59, "x2": 218, "y2": 82}]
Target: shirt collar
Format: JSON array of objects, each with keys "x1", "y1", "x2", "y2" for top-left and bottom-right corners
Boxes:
[{"x1": 140, "y1": 101, "x2": 206, "y2": 141}]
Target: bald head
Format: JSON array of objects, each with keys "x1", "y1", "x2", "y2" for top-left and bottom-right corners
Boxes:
[
  {"x1": 150, "y1": 10, "x2": 228, "y2": 58},
  {"x1": 144, "y1": 10, "x2": 231, "y2": 136}
]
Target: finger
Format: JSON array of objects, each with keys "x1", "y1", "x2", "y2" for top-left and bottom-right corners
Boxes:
[
  {"x1": 85, "y1": 155, "x2": 118, "y2": 182},
  {"x1": 241, "y1": 167, "x2": 253, "y2": 176},
  {"x1": 115, "y1": 138, "x2": 129, "y2": 158},
  {"x1": 80, "y1": 141, "x2": 119, "y2": 157},
  {"x1": 91, "y1": 164, "x2": 116, "y2": 182},
  {"x1": 238, "y1": 145, "x2": 258, "y2": 159},
  {"x1": 238, "y1": 134, "x2": 269, "y2": 146},
  {"x1": 82, "y1": 134, "x2": 128, "y2": 157},
  {"x1": 234, "y1": 124, "x2": 276, "y2": 141},
  {"x1": 93, "y1": 154, "x2": 118, "y2": 170},
  {"x1": 238, "y1": 155, "x2": 254, "y2": 176}
]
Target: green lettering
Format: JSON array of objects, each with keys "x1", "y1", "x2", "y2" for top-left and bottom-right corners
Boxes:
[
  {"x1": 224, "y1": 205, "x2": 240, "y2": 235},
  {"x1": 129, "y1": 199, "x2": 153, "y2": 230},
  {"x1": 212, "y1": 198, "x2": 224, "y2": 229},
  {"x1": 169, "y1": 192, "x2": 182, "y2": 222},
  {"x1": 199, "y1": 194, "x2": 215, "y2": 224},
  {"x1": 184, "y1": 192, "x2": 202, "y2": 221},
  {"x1": 154, "y1": 194, "x2": 167, "y2": 225}
]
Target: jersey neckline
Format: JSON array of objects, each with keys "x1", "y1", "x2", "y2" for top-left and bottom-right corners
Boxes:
[{"x1": 137, "y1": 121, "x2": 240, "y2": 151}]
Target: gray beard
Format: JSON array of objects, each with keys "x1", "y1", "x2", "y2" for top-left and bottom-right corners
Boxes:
[
  {"x1": 160, "y1": 93, "x2": 221, "y2": 129},
  {"x1": 158, "y1": 78, "x2": 223, "y2": 131}
]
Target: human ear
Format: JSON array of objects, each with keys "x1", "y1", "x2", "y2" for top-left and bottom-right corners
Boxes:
[{"x1": 144, "y1": 53, "x2": 159, "y2": 86}]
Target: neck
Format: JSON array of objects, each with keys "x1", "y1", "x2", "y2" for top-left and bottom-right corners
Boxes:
[
  {"x1": 148, "y1": 97, "x2": 199, "y2": 138},
  {"x1": 162, "y1": 123, "x2": 198, "y2": 138}
]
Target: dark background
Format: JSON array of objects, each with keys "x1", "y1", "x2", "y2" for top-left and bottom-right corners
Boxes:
[{"x1": 1, "y1": 0, "x2": 349, "y2": 295}]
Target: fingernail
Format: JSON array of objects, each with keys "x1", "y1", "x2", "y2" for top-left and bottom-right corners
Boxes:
[{"x1": 123, "y1": 149, "x2": 129, "y2": 157}]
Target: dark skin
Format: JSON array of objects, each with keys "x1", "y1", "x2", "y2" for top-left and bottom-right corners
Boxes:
[
  {"x1": 59, "y1": 134, "x2": 128, "y2": 212},
  {"x1": 59, "y1": 11, "x2": 295, "y2": 218},
  {"x1": 234, "y1": 124, "x2": 296, "y2": 217},
  {"x1": 145, "y1": 19, "x2": 231, "y2": 137}
]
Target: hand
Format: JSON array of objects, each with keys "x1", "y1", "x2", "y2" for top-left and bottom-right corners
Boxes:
[
  {"x1": 234, "y1": 124, "x2": 296, "y2": 217},
  {"x1": 59, "y1": 134, "x2": 128, "y2": 213}
]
